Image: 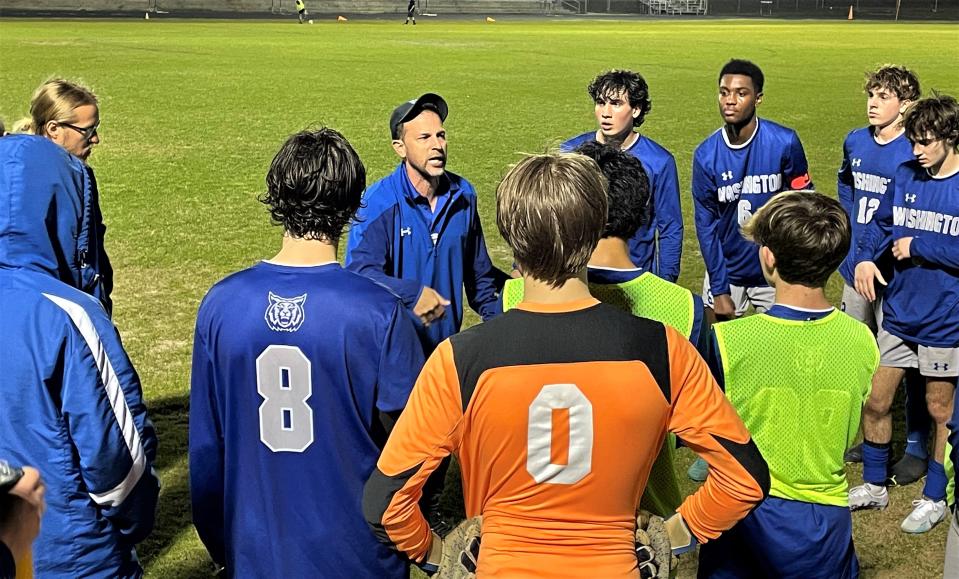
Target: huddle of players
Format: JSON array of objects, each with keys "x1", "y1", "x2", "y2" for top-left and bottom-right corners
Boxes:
[
  {"x1": 187, "y1": 58, "x2": 959, "y2": 579},
  {"x1": 3, "y1": 60, "x2": 953, "y2": 578}
]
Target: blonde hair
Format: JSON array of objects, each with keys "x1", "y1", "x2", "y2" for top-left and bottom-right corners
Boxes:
[
  {"x1": 14, "y1": 78, "x2": 98, "y2": 136},
  {"x1": 496, "y1": 152, "x2": 608, "y2": 288}
]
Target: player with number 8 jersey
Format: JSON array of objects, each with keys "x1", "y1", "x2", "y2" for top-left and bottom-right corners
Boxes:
[
  {"x1": 364, "y1": 152, "x2": 769, "y2": 577},
  {"x1": 189, "y1": 129, "x2": 425, "y2": 578}
]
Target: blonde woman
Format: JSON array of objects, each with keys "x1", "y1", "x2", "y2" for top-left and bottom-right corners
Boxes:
[{"x1": 16, "y1": 78, "x2": 113, "y2": 313}]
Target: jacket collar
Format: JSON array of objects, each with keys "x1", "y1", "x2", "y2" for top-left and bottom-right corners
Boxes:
[{"x1": 392, "y1": 162, "x2": 459, "y2": 204}]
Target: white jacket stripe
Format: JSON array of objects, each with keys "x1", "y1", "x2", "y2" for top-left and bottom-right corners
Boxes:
[{"x1": 43, "y1": 293, "x2": 147, "y2": 507}]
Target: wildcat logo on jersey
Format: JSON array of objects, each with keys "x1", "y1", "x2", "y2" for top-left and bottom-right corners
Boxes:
[{"x1": 265, "y1": 292, "x2": 307, "y2": 332}]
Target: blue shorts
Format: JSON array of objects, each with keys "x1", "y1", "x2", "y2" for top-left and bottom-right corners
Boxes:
[{"x1": 698, "y1": 496, "x2": 858, "y2": 579}]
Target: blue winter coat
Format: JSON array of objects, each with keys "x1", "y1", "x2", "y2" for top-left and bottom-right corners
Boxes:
[{"x1": 0, "y1": 135, "x2": 158, "y2": 578}]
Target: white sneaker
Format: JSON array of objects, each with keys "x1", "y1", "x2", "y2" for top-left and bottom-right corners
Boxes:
[
  {"x1": 848, "y1": 483, "x2": 889, "y2": 510},
  {"x1": 900, "y1": 496, "x2": 947, "y2": 533}
]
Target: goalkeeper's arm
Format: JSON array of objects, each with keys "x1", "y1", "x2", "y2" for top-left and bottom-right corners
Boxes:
[{"x1": 362, "y1": 342, "x2": 465, "y2": 566}]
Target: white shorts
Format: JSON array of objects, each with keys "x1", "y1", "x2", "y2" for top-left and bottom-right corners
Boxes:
[
  {"x1": 702, "y1": 274, "x2": 775, "y2": 317},
  {"x1": 840, "y1": 283, "x2": 883, "y2": 334},
  {"x1": 877, "y1": 329, "x2": 959, "y2": 378}
]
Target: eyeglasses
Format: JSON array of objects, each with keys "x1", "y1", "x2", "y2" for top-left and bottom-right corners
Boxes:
[{"x1": 59, "y1": 121, "x2": 99, "y2": 141}]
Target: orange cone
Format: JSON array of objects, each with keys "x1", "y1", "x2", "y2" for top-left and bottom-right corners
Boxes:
[{"x1": 847, "y1": 5, "x2": 853, "y2": 19}]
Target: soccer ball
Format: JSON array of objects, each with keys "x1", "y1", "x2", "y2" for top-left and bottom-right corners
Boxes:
[{"x1": 308, "y1": 19, "x2": 313, "y2": 24}]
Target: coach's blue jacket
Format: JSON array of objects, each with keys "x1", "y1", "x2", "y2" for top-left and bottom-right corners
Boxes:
[
  {"x1": 0, "y1": 135, "x2": 159, "y2": 578},
  {"x1": 345, "y1": 162, "x2": 507, "y2": 350}
]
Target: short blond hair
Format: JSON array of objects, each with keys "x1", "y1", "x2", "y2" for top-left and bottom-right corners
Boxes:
[
  {"x1": 496, "y1": 152, "x2": 608, "y2": 288},
  {"x1": 14, "y1": 78, "x2": 98, "y2": 136}
]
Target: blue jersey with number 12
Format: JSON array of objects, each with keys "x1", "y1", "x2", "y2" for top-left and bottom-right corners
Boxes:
[
  {"x1": 837, "y1": 127, "x2": 913, "y2": 286},
  {"x1": 189, "y1": 261, "x2": 425, "y2": 578},
  {"x1": 693, "y1": 118, "x2": 812, "y2": 296}
]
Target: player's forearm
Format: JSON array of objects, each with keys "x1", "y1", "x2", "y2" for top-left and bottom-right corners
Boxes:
[
  {"x1": 676, "y1": 436, "x2": 768, "y2": 542},
  {"x1": 692, "y1": 198, "x2": 729, "y2": 294},
  {"x1": 655, "y1": 219, "x2": 683, "y2": 281},
  {"x1": 702, "y1": 251, "x2": 730, "y2": 296},
  {"x1": 667, "y1": 332, "x2": 768, "y2": 541},
  {"x1": 363, "y1": 463, "x2": 437, "y2": 562},
  {"x1": 351, "y1": 262, "x2": 423, "y2": 308},
  {"x1": 911, "y1": 237, "x2": 959, "y2": 269},
  {"x1": 654, "y1": 170, "x2": 684, "y2": 280},
  {"x1": 853, "y1": 220, "x2": 887, "y2": 264}
]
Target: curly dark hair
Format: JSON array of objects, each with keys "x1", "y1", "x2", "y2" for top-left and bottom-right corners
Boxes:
[
  {"x1": 865, "y1": 65, "x2": 920, "y2": 102},
  {"x1": 587, "y1": 70, "x2": 652, "y2": 128},
  {"x1": 903, "y1": 94, "x2": 959, "y2": 150},
  {"x1": 261, "y1": 128, "x2": 366, "y2": 241},
  {"x1": 719, "y1": 59, "x2": 764, "y2": 94},
  {"x1": 574, "y1": 141, "x2": 650, "y2": 239}
]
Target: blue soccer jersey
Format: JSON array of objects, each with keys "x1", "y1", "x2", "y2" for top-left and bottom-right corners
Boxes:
[
  {"x1": 189, "y1": 261, "x2": 425, "y2": 578},
  {"x1": 693, "y1": 119, "x2": 812, "y2": 296},
  {"x1": 563, "y1": 132, "x2": 684, "y2": 281},
  {"x1": 837, "y1": 127, "x2": 914, "y2": 286},
  {"x1": 879, "y1": 162, "x2": 959, "y2": 347}
]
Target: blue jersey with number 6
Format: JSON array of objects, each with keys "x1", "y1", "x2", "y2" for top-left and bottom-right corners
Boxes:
[
  {"x1": 836, "y1": 127, "x2": 913, "y2": 286},
  {"x1": 189, "y1": 261, "x2": 425, "y2": 578},
  {"x1": 692, "y1": 118, "x2": 812, "y2": 296}
]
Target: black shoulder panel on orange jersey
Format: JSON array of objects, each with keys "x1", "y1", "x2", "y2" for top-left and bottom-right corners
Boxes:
[{"x1": 448, "y1": 303, "x2": 671, "y2": 412}]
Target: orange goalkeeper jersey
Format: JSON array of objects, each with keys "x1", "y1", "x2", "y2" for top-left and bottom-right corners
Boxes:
[{"x1": 364, "y1": 298, "x2": 768, "y2": 578}]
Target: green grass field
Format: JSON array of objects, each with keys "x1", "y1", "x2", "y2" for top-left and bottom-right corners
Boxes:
[{"x1": 1, "y1": 16, "x2": 957, "y2": 578}]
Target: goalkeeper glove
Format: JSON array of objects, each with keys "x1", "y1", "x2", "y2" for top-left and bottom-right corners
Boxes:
[
  {"x1": 635, "y1": 510, "x2": 674, "y2": 579},
  {"x1": 664, "y1": 512, "x2": 698, "y2": 556},
  {"x1": 445, "y1": 516, "x2": 482, "y2": 578},
  {"x1": 415, "y1": 531, "x2": 445, "y2": 576},
  {"x1": 417, "y1": 517, "x2": 483, "y2": 578},
  {"x1": 449, "y1": 516, "x2": 481, "y2": 576}
]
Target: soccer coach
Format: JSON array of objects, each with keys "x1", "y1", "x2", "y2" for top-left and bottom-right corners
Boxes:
[{"x1": 346, "y1": 93, "x2": 508, "y2": 351}]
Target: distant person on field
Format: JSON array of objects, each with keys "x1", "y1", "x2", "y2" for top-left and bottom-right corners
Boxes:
[
  {"x1": 296, "y1": 0, "x2": 307, "y2": 23},
  {"x1": 345, "y1": 93, "x2": 508, "y2": 353},
  {"x1": 15, "y1": 78, "x2": 113, "y2": 314},
  {"x1": 697, "y1": 191, "x2": 876, "y2": 579},
  {"x1": 562, "y1": 69, "x2": 684, "y2": 282},
  {"x1": 850, "y1": 94, "x2": 959, "y2": 535},
  {"x1": 190, "y1": 128, "x2": 425, "y2": 578},
  {"x1": 836, "y1": 65, "x2": 930, "y2": 482},
  {"x1": 405, "y1": 0, "x2": 417, "y2": 24},
  {"x1": 0, "y1": 134, "x2": 159, "y2": 579}
]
